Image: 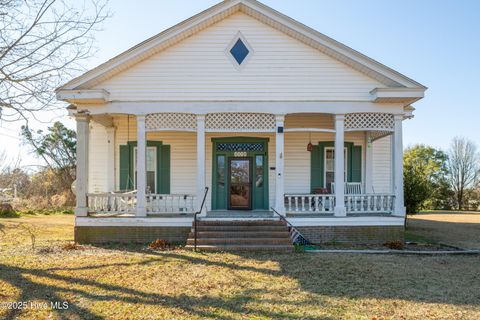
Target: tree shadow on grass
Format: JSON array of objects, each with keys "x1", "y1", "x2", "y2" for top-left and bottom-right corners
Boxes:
[
  {"x1": 2, "y1": 242, "x2": 479, "y2": 319},
  {"x1": 0, "y1": 256, "x2": 331, "y2": 320},
  {"x1": 84, "y1": 244, "x2": 480, "y2": 307}
]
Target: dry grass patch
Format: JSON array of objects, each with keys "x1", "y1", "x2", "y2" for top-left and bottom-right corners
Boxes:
[
  {"x1": 0, "y1": 215, "x2": 479, "y2": 319},
  {"x1": 407, "y1": 212, "x2": 480, "y2": 249}
]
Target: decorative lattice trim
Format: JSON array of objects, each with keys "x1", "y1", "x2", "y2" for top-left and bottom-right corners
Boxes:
[
  {"x1": 146, "y1": 113, "x2": 197, "y2": 131},
  {"x1": 206, "y1": 113, "x2": 275, "y2": 132},
  {"x1": 345, "y1": 113, "x2": 394, "y2": 131}
]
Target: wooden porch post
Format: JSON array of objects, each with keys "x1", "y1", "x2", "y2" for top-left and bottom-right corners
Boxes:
[
  {"x1": 334, "y1": 114, "x2": 346, "y2": 216},
  {"x1": 393, "y1": 114, "x2": 406, "y2": 216},
  {"x1": 196, "y1": 115, "x2": 207, "y2": 216},
  {"x1": 365, "y1": 132, "x2": 373, "y2": 193},
  {"x1": 275, "y1": 114, "x2": 285, "y2": 215},
  {"x1": 75, "y1": 112, "x2": 90, "y2": 216},
  {"x1": 106, "y1": 126, "x2": 115, "y2": 192},
  {"x1": 136, "y1": 115, "x2": 147, "y2": 216}
]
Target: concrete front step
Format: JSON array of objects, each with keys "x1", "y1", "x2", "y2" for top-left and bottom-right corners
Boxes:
[
  {"x1": 187, "y1": 219, "x2": 294, "y2": 251},
  {"x1": 184, "y1": 244, "x2": 293, "y2": 252},
  {"x1": 188, "y1": 231, "x2": 291, "y2": 238},
  {"x1": 186, "y1": 238, "x2": 292, "y2": 245},
  {"x1": 195, "y1": 220, "x2": 284, "y2": 226}
]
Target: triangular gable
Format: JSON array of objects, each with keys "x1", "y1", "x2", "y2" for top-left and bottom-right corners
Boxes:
[{"x1": 58, "y1": 0, "x2": 425, "y2": 91}]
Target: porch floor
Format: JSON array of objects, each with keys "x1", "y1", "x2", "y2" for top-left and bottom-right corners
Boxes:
[{"x1": 204, "y1": 210, "x2": 275, "y2": 219}]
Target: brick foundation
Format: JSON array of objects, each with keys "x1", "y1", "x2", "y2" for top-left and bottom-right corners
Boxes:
[
  {"x1": 296, "y1": 226, "x2": 404, "y2": 245},
  {"x1": 75, "y1": 225, "x2": 404, "y2": 246},
  {"x1": 75, "y1": 226, "x2": 191, "y2": 244}
]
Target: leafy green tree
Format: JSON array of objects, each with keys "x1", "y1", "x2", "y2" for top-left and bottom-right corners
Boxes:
[{"x1": 403, "y1": 145, "x2": 449, "y2": 213}]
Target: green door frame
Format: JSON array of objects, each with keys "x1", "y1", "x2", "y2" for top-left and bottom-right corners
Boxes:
[{"x1": 211, "y1": 137, "x2": 269, "y2": 210}]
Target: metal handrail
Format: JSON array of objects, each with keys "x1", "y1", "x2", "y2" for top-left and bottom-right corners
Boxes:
[
  {"x1": 194, "y1": 187, "x2": 209, "y2": 252},
  {"x1": 271, "y1": 207, "x2": 313, "y2": 245}
]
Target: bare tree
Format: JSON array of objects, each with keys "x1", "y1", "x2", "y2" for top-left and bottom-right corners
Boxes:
[
  {"x1": 447, "y1": 137, "x2": 480, "y2": 210},
  {"x1": 0, "y1": 0, "x2": 109, "y2": 122}
]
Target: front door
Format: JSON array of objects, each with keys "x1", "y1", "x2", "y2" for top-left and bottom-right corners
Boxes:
[{"x1": 228, "y1": 158, "x2": 252, "y2": 210}]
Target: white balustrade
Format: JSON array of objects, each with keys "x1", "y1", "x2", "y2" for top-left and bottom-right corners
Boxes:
[
  {"x1": 87, "y1": 192, "x2": 196, "y2": 215},
  {"x1": 285, "y1": 194, "x2": 335, "y2": 214},
  {"x1": 284, "y1": 193, "x2": 395, "y2": 215},
  {"x1": 87, "y1": 192, "x2": 137, "y2": 214},
  {"x1": 345, "y1": 194, "x2": 395, "y2": 214},
  {"x1": 146, "y1": 194, "x2": 196, "y2": 214}
]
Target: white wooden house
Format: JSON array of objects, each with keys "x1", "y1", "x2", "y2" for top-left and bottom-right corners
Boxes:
[{"x1": 57, "y1": 0, "x2": 426, "y2": 247}]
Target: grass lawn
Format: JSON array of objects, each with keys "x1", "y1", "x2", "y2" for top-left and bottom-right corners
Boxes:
[
  {"x1": 406, "y1": 211, "x2": 480, "y2": 249},
  {"x1": 0, "y1": 215, "x2": 479, "y2": 319}
]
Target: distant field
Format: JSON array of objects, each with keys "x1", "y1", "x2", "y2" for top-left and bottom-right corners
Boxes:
[
  {"x1": 407, "y1": 212, "x2": 480, "y2": 249},
  {"x1": 0, "y1": 214, "x2": 479, "y2": 319}
]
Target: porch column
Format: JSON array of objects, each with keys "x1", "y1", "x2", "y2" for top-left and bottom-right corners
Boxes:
[
  {"x1": 334, "y1": 114, "x2": 346, "y2": 216},
  {"x1": 106, "y1": 127, "x2": 115, "y2": 192},
  {"x1": 365, "y1": 132, "x2": 373, "y2": 193},
  {"x1": 75, "y1": 112, "x2": 90, "y2": 216},
  {"x1": 136, "y1": 115, "x2": 147, "y2": 217},
  {"x1": 392, "y1": 115, "x2": 406, "y2": 216},
  {"x1": 196, "y1": 115, "x2": 207, "y2": 216},
  {"x1": 275, "y1": 115, "x2": 285, "y2": 215}
]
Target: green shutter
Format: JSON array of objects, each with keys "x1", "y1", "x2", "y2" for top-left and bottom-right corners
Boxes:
[
  {"x1": 310, "y1": 145, "x2": 323, "y2": 192},
  {"x1": 119, "y1": 145, "x2": 132, "y2": 191},
  {"x1": 351, "y1": 145, "x2": 362, "y2": 182},
  {"x1": 159, "y1": 145, "x2": 170, "y2": 194}
]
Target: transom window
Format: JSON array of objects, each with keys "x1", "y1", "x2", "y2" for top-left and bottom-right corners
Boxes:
[
  {"x1": 133, "y1": 146, "x2": 157, "y2": 193},
  {"x1": 217, "y1": 142, "x2": 264, "y2": 152},
  {"x1": 324, "y1": 147, "x2": 347, "y2": 191}
]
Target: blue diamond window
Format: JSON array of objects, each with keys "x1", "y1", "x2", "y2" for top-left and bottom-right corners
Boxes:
[{"x1": 229, "y1": 38, "x2": 249, "y2": 65}]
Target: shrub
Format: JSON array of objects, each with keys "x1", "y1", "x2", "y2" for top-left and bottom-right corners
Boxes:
[
  {"x1": 0, "y1": 203, "x2": 19, "y2": 217},
  {"x1": 384, "y1": 240, "x2": 404, "y2": 250},
  {"x1": 148, "y1": 239, "x2": 172, "y2": 251}
]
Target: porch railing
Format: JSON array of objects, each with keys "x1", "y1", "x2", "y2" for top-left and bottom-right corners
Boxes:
[
  {"x1": 345, "y1": 194, "x2": 395, "y2": 214},
  {"x1": 285, "y1": 194, "x2": 335, "y2": 214},
  {"x1": 87, "y1": 192, "x2": 197, "y2": 215},
  {"x1": 146, "y1": 194, "x2": 196, "y2": 214},
  {"x1": 87, "y1": 191, "x2": 137, "y2": 214},
  {"x1": 284, "y1": 193, "x2": 395, "y2": 215}
]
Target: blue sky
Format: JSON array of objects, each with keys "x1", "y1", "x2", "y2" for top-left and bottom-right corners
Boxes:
[{"x1": 1, "y1": 0, "x2": 479, "y2": 166}]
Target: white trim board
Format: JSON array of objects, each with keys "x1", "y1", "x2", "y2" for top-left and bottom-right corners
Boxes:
[
  {"x1": 75, "y1": 216, "x2": 404, "y2": 227},
  {"x1": 289, "y1": 216, "x2": 405, "y2": 227}
]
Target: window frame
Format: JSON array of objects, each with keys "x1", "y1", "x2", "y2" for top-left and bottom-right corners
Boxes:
[
  {"x1": 323, "y1": 146, "x2": 348, "y2": 188},
  {"x1": 133, "y1": 146, "x2": 158, "y2": 193}
]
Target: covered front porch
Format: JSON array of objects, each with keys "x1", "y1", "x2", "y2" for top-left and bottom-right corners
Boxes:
[{"x1": 75, "y1": 111, "x2": 405, "y2": 219}]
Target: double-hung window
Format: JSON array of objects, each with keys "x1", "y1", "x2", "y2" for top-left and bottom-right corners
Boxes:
[
  {"x1": 133, "y1": 146, "x2": 157, "y2": 193},
  {"x1": 324, "y1": 147, "x2": 347, "y2": 190}
]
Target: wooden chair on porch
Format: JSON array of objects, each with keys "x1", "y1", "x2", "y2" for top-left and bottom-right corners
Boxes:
[{"x1": 330, "y1": 182, "x2": 363, "y2": 195}]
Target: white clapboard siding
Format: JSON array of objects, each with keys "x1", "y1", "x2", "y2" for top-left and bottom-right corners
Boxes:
[
  {"x1": 284, "y1": 130, "x2": 365, "y2": 194},
  {"x1": 372, "y1": 136, "x2": 392, "y2": 193},
  {"x1": 93, "y1": 13, "x2": 382, "y2": 101},
  {"x1": 88, "y1": 122, "x2": 110, "y2": 193}
]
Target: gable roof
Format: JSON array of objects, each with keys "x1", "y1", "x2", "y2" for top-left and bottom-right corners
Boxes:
[{"x1": 57, "y1": 0, "x2": 426, "y2": 91}]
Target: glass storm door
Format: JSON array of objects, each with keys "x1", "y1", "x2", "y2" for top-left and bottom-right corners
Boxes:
[{"x1": 228, "y1": 158, "x2": 252, "y2": 210}]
